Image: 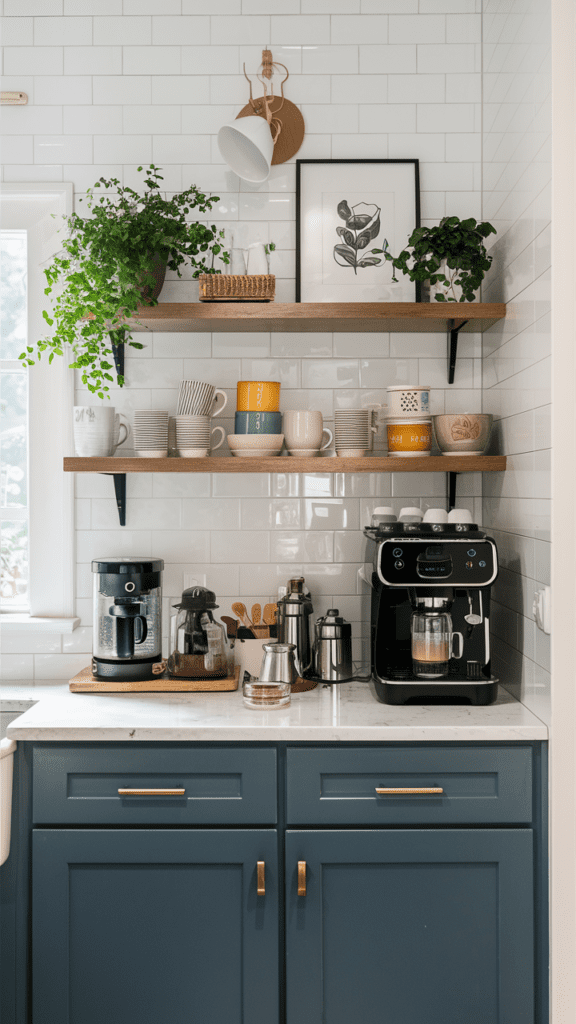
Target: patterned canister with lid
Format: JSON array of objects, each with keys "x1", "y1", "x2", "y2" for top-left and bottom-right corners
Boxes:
[{"x1": 386, "y1": 385, "x2": 430, "y2": 418}]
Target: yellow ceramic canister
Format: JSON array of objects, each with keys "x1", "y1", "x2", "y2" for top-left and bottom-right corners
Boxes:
[
  {"x1": 387, "y1": 417, "x2": 432, "y2": 457},
  {"x1": 237, "y1": 380, "x2": 281, "y2": 412}
]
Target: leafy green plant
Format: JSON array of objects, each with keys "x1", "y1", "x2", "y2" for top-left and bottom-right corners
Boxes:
[
  {"x1": 19, "y1": 165, "x2": 229, "y2": 398},
  {"x1": 334, "y1": 201, "x2": 389, "y2": 274},
  {"x1": 372, "y1": 216, "x2": 497, "y2": 302}
]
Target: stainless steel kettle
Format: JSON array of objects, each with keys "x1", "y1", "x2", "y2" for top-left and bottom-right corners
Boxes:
[
  {"x1": 313, "y1": 609, "x2": 353, "y2": 682},
  {"x1": 276, "y1": 577, "x2": 314, "y2": 676}
]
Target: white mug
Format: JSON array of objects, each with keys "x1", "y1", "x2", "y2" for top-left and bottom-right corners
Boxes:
[
  {"x1": 246, "y1": 242, "x2": 268, "y2": 275},
  {"x1": 73, "y1": 406, "x2": 129, "y2": 457},
  {"x1": 283, "y1": 410, "x2": 333, "y2": 452}
]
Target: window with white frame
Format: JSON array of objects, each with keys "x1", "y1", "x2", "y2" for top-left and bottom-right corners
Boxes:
[
  {"x1": 0, "y1": 184, "x2": 75, "y2": 623},
  {"x1": 0, "y1": 230, "x2": 29, "y2": 610}
]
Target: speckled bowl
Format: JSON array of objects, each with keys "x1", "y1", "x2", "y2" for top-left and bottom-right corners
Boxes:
[{"x1": 433, "y1": 414, "x2": 493, "y2": 455}]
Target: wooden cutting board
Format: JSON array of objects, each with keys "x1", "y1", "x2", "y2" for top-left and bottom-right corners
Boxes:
[{"x1": 69, "y1": 664, "x2": 240, "y2": 693}]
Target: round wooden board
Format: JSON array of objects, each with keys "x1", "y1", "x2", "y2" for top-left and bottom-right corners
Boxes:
[{"x1": 235, "y1": 97, "x2": 305, "y2": 165}]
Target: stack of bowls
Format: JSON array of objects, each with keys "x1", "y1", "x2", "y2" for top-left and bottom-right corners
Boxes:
[
  {"x1": 175, "y1": 416, "x2": 225, "y2": 458},
  {"x1": 385, "y1": 385, "x2": 432, "y2": 458},
  {"x1": 133, "y1": 411, "x2": 169, "y2": 457},
  {"x1": 334, "y1": 409, "x2": 376, "y2": 457},
  {"x1": 227, "y1": 380, "x2": 284, "y2": 457}
]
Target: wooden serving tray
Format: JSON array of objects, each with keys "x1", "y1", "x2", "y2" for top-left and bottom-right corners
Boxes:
[{"x1": 69, "y1": 664, "x2": 240, "y2": 693}]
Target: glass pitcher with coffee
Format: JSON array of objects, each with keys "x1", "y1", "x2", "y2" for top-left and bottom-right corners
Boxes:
[{"x1": 411, "y1": 597, "x2": 463, "y2": 679}]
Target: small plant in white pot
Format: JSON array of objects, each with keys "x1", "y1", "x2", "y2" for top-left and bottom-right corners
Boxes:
[{"x1": 372, "y1": 216, "x2": 497, "y2": 302}]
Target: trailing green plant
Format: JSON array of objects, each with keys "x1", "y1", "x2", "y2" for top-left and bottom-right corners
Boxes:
[
  {"x1": 19, "y1": 165, "x2": 230, "y2": 398},
  {"x1": 371, "y1": 216, "x2": 497, "y2": 302}
]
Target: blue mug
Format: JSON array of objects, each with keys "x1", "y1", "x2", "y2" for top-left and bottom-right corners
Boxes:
[{"x1": 235, "y1": 411, "x2": 283, "y2": 435}]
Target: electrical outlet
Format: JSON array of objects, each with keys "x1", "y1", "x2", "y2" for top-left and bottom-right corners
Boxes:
[{"x1": 533, "y1": 586, "x2": 551, "y2": 634}]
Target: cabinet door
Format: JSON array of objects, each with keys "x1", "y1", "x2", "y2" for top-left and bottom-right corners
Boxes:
[
  {"x1": 33, "y1": 829, "x2": 278, "y2": 1024},
  {"x1": 286, "y1": 829, "x2": 534, "y2": 1024}
]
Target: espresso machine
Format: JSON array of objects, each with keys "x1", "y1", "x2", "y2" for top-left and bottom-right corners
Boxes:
[
  {"x1": 363, "y1": 518, "x2": 499, "y2": 705},
  {"x1": 91, "y1": 558, "x2": 164, "y2": 680}
]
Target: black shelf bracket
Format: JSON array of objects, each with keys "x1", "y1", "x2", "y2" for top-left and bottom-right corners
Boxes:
[
  {"x1": 447, "y1": 471, "x2": 458, "y2": 511},
  {"x1": 447, "y1": 318, "x2": 469, "y2": 384},
  {"x1": 101, "y1": 473, "x2": 126, "y2": 526},
  {"x1": 111, "y1": 334, "x2": 125, "y2": 381}
]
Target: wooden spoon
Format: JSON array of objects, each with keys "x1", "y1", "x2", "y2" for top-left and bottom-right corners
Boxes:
[
  {"x1": 251, "y1": 603, "x2": 261, "y2": 626},
  {"x1": 232, "y1": 601, "x2": 253, "y2": 630},
  {"x1": 263, "y1": 603, "x2": 277, "y2": 626},
  {"x1": 221, "y1": 615, "x2": 238, "y2": 639}
]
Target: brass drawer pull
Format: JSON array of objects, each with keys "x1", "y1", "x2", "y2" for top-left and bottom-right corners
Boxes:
[
  {"x1": 118, "y1": 788, "x2": 186, "y2": 796},
  {"x1": 298, "y1": 861, "x2": 307, "y2": 896},
  {"x1": 375, "y1": 787, "x2": 444, "y2": 795},
  {"x1": 257, "y1": 861, "x2": 265, "y2": 896}
]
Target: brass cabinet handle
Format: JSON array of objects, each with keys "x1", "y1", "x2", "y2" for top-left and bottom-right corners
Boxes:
[
  {"x1": 298, "y1": 861, "x2": 307, "y2": 896},
  {"x1": 257, "y1": 861, "x2": 265, "y2": 896},
  {"x1": 117, "y1": 788, "x2": 186, "y2": 796},
  {"x1": 375, "y1": 787, "x2": 444, "y2": 795}
]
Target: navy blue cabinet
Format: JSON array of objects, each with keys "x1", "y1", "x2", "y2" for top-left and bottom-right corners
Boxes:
[
  {"x1": 33, "y1": 829, "x2": 279, "y2": 1024},
  {"x1": 29, "y1": 742, "x2": 545, "y2": 1024},
  {"x1": 285, "y1": 828, "x2": 534, "y2": 1024}
]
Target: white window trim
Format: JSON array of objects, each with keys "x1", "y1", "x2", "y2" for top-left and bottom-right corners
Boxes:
[{"x1": 1, "y1": 183, "x2": 77, "y2": 629}]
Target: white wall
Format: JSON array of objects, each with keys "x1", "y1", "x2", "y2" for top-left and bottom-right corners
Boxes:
[
  {"x1": 481, "y1": 0, "x2": 552, "y2": 724},
  {"x1": 2, "y1": 0, "x2": 484, "y2": 680}
]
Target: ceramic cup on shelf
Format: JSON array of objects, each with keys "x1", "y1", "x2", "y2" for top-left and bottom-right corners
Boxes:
[
  {"x1": 283, "y1": 410, "x2": 333, "y2": 456},
  {"x1": 177, "y1": 380, "x2": 228, "y2": 419},
  {"x1": 385, "y1": 385, "x2": 431, "y2": 418},
  {"x1": 175, "y1": 415, "x2": 225, "y2": 457},
  {"x1": 133, "y1": 410, "x2": 169, "y2": 458},
  {"x1": 386, "y1": 418, "x2": 432, "y2": 457},
  {"x1": 234, "y1": 411, "x2": 282, "y2": 435},
  {"x1": 237, "y1": 380, "x2": 281, "y2": 412},
  {"x1": 73, "y1": 406, "x2": 129, "y2": 457}
]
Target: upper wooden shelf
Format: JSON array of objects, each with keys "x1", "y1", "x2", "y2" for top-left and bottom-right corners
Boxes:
[
  {"x1": 125, "y1": 302, "x2": 507, "y2": 334},
  {"x1": 64, "y1": 455, "x2": 507, "y2": 474}
]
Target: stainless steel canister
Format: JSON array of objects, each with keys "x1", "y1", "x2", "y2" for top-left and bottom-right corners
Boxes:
[
  {"x1": 258, "y1": 642, "x2": 298, "y2": 685},
  {"x1": 313, "y1": 609, "x2": 353, "y2": 681},
  {"x1": 276, "y1": 578, "x2": 314, "y2": 676}
]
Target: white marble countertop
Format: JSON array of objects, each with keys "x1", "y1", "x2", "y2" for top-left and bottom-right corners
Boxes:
[{"x1": 4, "y1": 681, "x2": 547, "y2": 741}]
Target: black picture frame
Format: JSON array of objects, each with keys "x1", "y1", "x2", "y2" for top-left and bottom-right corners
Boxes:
[{"x1": 295, "y1": 158, "x2": 421, "y2": 303}]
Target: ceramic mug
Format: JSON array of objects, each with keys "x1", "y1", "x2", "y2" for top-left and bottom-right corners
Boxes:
[
  {"x1": 73, "y1": 406, "x2": 129, "y2": 457},
  {"x1": 283, "y1": 410, "x2": 333, "y2": 453},
  {"x1": 237, "y1": 380, "x2": 281, "y2": 412},
  {"x1": 385, "y1": 386, "x2": 431, "y2": 418},
  {"x1": 234, "y1": 411, "x2": 282, "y2": 434},
  {"x1": 386, "y1": 418, "x2": 432, "y2": 457}
]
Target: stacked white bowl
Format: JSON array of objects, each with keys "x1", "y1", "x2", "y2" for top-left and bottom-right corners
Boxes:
[
  {"x1": 334, "y1": 410, "x2": 376, "y2": 457},
  {"x1": 175, "y1": 416, "x2": 225, "y2": 457},
  {"x1": 133, "y1": 411, "x2": 169, "y2": 457}
]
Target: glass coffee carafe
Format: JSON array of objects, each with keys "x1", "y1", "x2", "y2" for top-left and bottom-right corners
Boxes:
[
  {"x1": 411, "y1": 603, "x2": 463, "y2": 679},
  {"x1": 168, "y1": 586, "x2": 228, "y2": 680}
]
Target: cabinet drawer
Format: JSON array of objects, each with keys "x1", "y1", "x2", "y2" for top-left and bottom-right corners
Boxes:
[
  {"x1": 286, "y1": 746, "x2": 533, "y2": 825},
  {"x1": 33, "y1": 745, "x2": 277, "y2": 825}
]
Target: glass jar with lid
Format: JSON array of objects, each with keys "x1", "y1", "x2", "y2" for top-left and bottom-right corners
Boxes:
[{"x1": 167, "y1": 586, "x2": 227, "y2": 680}]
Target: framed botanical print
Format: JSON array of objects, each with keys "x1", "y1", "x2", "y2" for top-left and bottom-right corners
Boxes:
[{"x1": 296, "y1": 159, "x2": 420, "y2": 303}]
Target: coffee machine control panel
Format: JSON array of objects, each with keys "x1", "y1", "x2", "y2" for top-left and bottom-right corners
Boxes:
[{"x1": 378, "y1": 538, "x2": 497, "y2": 587}]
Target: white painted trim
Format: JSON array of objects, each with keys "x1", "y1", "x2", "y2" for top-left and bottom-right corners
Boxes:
[
  {"x1": 0, "y1": 183, "x2": 75, "y2": 617},
  {"x1": 550, "y1": 0, "x2": 576, "y2": 1019},
  {"x1": 0, "y1": 616, "x2": 80, "y2": 633}
]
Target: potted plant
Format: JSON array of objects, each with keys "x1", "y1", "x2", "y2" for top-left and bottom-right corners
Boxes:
[
  {"x1": 19, "y1": 165, "x2": 229, "y2": 398},
  {"x1": 372, "y1": 216, "x2": 497, "y2": 302}
]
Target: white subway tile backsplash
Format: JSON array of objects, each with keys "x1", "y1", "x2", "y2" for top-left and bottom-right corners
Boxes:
[
  {"x1": 302, "y1": 44, "x2": 359, "y2": 75},
  {"x1": 6, "y1": 0, "x2": 62, "y2": 13},
  {"x1": 93, "y1": 75, "x2": 151, "y2": 104},
  {"x1": 2, "y1": 105, "x2": 62, "y2": 134},
  {"x1": 212, "y1": 14, "x2": 270, "y2": 45},
  {"x1": 152, "y1": 16, "x2": 209, "y2": 46},
  {"x1": 123, "y1": 45, "x2": 181, "y2": 75},
  {"x1": 35, "y1": 134, "x2": 92, "y2": 164},
  {"x1": 64, "y1": 45, "x2": 122, "y2": 76},
  {"x1": 417, "y1": 43, "x2": 477, "y2": 74},
  {"x1": 123, "y1": 105, "x2": 181, "y2": 135},
  {"x1": 271, "y1": 15, "x2": 329, "y2": 44},
  {"x1": 0, "y1": 655, "x2": 35, "y2": 681},
  {"x1": 211, "y1": 531, "x2": 269, "y2": 564},
  {"x1": 359, "y1": 103, "x2": 415, "y2": 134},
  {"x1": 389, "y1": 14, "x2": 445, "y2": 44},
  {"x1": 64, "y1": 106, "x2": 122, "y2": 134},
  {"x1": 4, "y1": 46, "x2": 64, "y2": 76},
  {"x1": 34, "y1": 16, "x2": 91, "y2": 46},
  {"x1": 93, "y1": 15, "x2": 151, "y2": 45}
]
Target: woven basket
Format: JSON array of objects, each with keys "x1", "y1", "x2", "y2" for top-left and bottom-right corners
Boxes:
[{"x1": 198, "y1": 274, "x2": 275, "y2": 302}]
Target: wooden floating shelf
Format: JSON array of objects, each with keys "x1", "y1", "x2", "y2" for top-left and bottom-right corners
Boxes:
[
  {"x1": 124, "y1": 302, "x2": 507, "y2": 334},
  {"x1": 64, "y1": 456, "x2": 507, "y2": 474}
]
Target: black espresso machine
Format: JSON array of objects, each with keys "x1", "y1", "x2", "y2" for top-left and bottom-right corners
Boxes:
[{"x1": 363, "y1": 519, "x2": 499, "y2": 705}]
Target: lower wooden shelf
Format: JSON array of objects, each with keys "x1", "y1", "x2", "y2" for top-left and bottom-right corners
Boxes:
[{"x1": 64, "y1": 455, "x2": 506, "y2": 474}]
